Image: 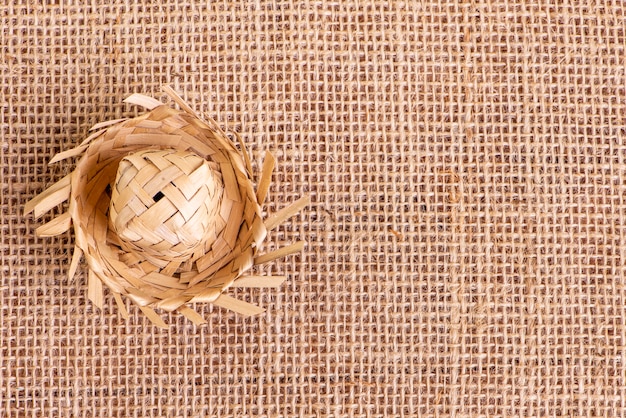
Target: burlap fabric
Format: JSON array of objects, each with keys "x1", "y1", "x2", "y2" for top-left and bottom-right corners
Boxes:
[{"x1": 4, "y1": 1, "x2": 626, "y2": 416}]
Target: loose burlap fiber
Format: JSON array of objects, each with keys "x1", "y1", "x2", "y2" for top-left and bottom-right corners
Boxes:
[{"x1": 3, "y1": 1, "x2": 626, "y2": 416}]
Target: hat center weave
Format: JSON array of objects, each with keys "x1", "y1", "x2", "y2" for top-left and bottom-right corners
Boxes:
[{"x1": 109, "y1": 148, "x2": 224, "y2": 263}]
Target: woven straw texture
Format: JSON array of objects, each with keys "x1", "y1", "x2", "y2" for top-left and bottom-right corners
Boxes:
[
  {"x1": 111, "y1": 149, "x2": 224, "y2": 261},
  {"x1": 4, "y1": 1, "x2": 626, "y2": 416}
]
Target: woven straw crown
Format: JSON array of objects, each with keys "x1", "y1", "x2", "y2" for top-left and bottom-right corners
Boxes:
[{"x1": 110, "y1": 149, "x2": 225, "y2": 264}]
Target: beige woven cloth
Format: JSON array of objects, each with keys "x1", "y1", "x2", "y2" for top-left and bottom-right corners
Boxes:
[{"x1": 3, "y1": 1, "x2": 626, "y2": 416}]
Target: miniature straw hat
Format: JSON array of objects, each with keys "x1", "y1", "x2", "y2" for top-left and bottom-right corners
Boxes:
[{"x1": 25, "y1": 87, "x2": 308, "y2": 327}]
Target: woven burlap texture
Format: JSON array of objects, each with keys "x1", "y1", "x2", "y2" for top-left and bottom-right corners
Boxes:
[{"x1": 4, "y1": 1, "x2": 626, "y2": 417}]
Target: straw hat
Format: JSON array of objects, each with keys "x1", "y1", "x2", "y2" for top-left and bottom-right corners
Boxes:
[{"x1": 25, "y1": 87, "x2": 308, "y2": 327}]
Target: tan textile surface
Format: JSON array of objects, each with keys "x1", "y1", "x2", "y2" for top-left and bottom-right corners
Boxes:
[{"x1": 3, "y1": 1, "x2": 626, "y2": 416}]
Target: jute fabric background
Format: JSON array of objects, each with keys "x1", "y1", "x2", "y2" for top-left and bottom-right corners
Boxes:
[{"x1": 3, "y1": 1, "x2": 626, "y2": 416}]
